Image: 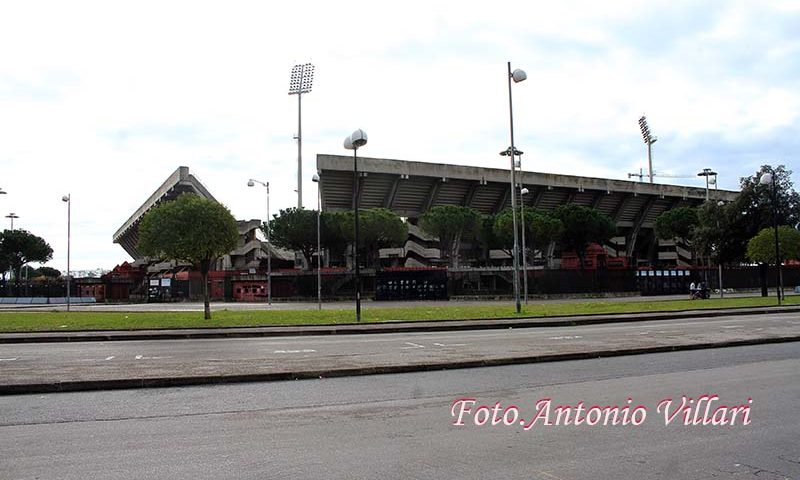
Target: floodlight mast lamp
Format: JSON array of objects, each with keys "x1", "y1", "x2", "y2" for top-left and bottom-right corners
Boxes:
[
  {"x1": 759, "y1": 171, "x2": 783, "y2": 305},
  {"x1": 638, "y1": 116, "x2": 657, "y2": 184},
  {"x1": 248, "y1": 179, "x2": 272, "y2": 305},
  {"x1": 345, "y1": 129, "x2": 367, "y2": 322},
  {"x1": 288, "y1": 63, "x2": 315, "y2": 209},
  {"x1": 505, "y1": 61, "x2": 526, "y2": 314}
]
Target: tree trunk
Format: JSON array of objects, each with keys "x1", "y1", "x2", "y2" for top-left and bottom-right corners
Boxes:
[
  {"x1": 451, "y1": 235, "x2": 460, "y2": 268},
  {"x1": 201, "y1": 264, "x2": 211, "y2": 320},
  {"x1": 12, "y1": 265, "x2": 22, "y2": 297},
  {"x1": 577, "y1": 248, "x2": 586, "y2": 272}
]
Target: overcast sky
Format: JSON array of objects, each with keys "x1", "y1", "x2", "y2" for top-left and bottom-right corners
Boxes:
[{"x1": 1, "y1": 0, "x2": 798, "y2": 272}]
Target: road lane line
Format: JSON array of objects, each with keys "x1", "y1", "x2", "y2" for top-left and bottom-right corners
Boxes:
[
  {"x1": 273, "y1": 349, "x2": 316, "y2": 354},
  {"x1": 402, "y1": 342, "x2": 425, "y2": 349}
]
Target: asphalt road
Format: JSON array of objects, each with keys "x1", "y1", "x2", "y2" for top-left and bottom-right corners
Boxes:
[
  {"x1": 1, "y1": 342, "x2": 798, "y2": 479},
  {"x1": 2, "y1": 312, "x2": 800, "y2": 391}
]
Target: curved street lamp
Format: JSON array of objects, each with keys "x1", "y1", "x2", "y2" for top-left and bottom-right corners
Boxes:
[
  {"x1": 345, "y1": 129, "x2": 367, "y2": 322},
  {"x1": 248, "y1": 179, "x2": 272, "y2": 305},
  {"x1": 759, "y1": 171, "x2": 782, "y2": 305},
  {"x1": 505, "y1": 62, "x2": 526, "y2": 313}
]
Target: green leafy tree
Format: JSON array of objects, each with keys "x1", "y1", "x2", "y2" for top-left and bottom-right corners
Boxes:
[
  {"x1": 654, "y1": 207, "x2": 698, "y2": 241},
  {"x1": 725, "y1": 165, "x2": 800, "y2": 262},
  {"x1": 692, "y1": 200, "x2": 746, "y2": 265},
  {"x1": 554, "y1": 204, "x2": 616, "y2": 270},
  {"x1": 419, "y1": 205, "x2": 480, "y2": 267},
  {"x1": 320, "y1": 211, "x2": 350, "y2": 263},
  {"x1": 342, "y1": 208, "x2": 408, "y2": 269},
  {"x1": 473, "y1": 214, "x2": 501, "y2": 266},
  {"x1": 268, "y1": 207, "x2": 319, "y2": 270},
  {"x1": 747, "y1": 226, "x2": 800, "y2": 264},
  {"x1": 34, "y1": 266, "x2": 63, "y2": 278},
  {"x1": 0, "y1": 253, "x2": 10, "y2": 287},
  {"x1": 0, "y1": 229, "x2": 53, "y2": 295},
  {"x1": 494, "y1": 208, "x2": 563, "y2": 264},
  {"x1": 138, "y1": 193, "x2": 238, "y2": 320},
  {"x1": 655, "y1": 206, "x2": 700, "y2": 265}
]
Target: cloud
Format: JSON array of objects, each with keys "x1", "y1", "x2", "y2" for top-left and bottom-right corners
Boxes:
[{"x1": 0, "y1": 0, "x2": 798, "y2": 270}]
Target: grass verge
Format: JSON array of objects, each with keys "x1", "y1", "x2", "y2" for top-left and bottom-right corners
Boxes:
[{"x1": 0, "y1": 296, "x2": 797, "y2": 333}]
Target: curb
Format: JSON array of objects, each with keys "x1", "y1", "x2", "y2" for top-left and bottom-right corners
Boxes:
[
  {"x1": 2, "y1": 335, "x2": 799, "y2": 395},
  {"x1": 2, "y1": 305, "x2": 799, "y2": 344}
]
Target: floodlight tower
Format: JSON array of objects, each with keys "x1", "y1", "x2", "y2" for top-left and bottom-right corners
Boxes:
[
  {"x1": 288, "y1": 63, "x2": 315, "y2": 209},
  {"x1": 638, "y1": 116, "x2": 657, "y2": 184}
]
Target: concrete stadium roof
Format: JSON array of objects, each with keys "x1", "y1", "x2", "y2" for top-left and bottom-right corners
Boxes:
[
  {"x1": 113, "y1": 166, "x2": 216, "y2": 259},
  {"x1": 316, "y1": 154, "x2": 739, "y2": 259}
]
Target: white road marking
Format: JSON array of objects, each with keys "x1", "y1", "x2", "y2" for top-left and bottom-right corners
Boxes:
[
  {"x1": 273, "y1": 349, "x2": 316, "y2": 354},
  {"x1": 0, "y1": 357, "x2": 19, "y2": 361},
  {"x1": 77, "y1": 356, "x2": 115, "y2": 362},
  {"x1": 722, "y1": 325, "x2": 743, "y2": 329},
  {"x1": 105, "y1": 356, "x2": 115, "y2": 361},
  {"x1": 547, "y1": 335, "x2": 583, "y2": 340},
  {"x1": 402, "y1": 342, "x2": 426, "y2": 349},
  {"x1": 134, "y1": 355, "x2": 172, "y2": 360},
  {"x1": 432, "y1": 342, "x2": 467, "y2": 347}
]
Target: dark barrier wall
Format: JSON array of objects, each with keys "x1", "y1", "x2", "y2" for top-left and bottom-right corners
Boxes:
[{"x1": 712, "y1": 265, "x2": 800, "y2": 290}]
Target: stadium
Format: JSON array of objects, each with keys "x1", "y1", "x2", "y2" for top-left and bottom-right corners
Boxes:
[{"x1": 98, "y1": 156, "x2": 743, "y2": 302}]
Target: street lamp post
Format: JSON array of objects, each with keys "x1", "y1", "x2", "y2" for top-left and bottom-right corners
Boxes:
[
  {"x1": 759, "y1": 171, "x2": 782, "y2": 305},
  {"x1": 716, "y1": 200, "x2": 725, "y2": 299},
  {"x1": 288, "y1": 63, "x2": 315, "y2": 209},
  {"x1": 312, "y1": 172, "x2": 322, "y2": 311},
  {"x1": 6, "y1": 212, "x2": 19, "y2": 230},
  {"x1": 345, "y1": 129, "x2": 367, "y2": 322},
  {"x1": 504, "y1": 61, "x2": 526, "y2": 314},
  {"x1": 61, "y1": 195, "x2": 71, "y2": 312},
  {"x1": 247, "y1": 179, "x2": 272, "y2": 305},
  {"x1": 697, "y1": 168, "x2": 718, "y2": 202},
  {"x1": 520, "y1": 186, "x2": 530, "y2": 304},
  {"x1": 638, "y1": 116, "x2": 657, "y2": 183}
]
